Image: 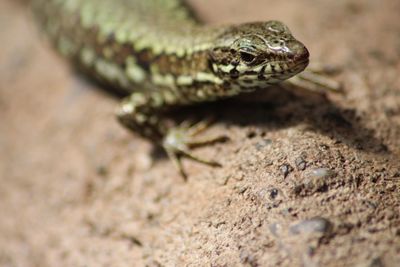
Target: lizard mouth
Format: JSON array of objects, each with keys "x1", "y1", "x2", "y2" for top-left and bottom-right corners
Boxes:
[{"x1": 293, "y1": 57, "x2": 309, "y2": 70}]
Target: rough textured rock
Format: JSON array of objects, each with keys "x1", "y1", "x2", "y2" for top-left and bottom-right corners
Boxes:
[{"x1": 1, "y1": 0, "x2": 399, "y2": 266}]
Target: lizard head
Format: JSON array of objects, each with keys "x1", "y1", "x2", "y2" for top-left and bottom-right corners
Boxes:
[{"x1": 210, "y1": 21, "x2": 309, "y2": 92}]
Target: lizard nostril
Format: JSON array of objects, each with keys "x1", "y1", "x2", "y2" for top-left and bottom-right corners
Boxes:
[
  {"x1": 293, "y1": 45, "x2": 309, "y2": 63},
  {"x1": 298, "y1": 47, "x2": 309, "y2": 61}
]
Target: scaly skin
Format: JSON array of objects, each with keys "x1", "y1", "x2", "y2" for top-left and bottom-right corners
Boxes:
[{"x1": 32, "y1": 0, "x2": 313, "y2": 178}]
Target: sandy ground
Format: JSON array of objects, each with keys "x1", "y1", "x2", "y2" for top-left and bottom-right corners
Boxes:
[{"x1": 1, "y1": 0, "x2": 399, "y2": 266}]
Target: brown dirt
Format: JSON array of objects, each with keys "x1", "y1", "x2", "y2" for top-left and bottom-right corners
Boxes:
[{"x1": 1, "y1": 0, "x2": 399, "y2": 266}]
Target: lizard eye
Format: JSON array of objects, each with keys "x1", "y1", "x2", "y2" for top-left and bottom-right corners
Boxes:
[{"x1": 240, "y1": 52, "x2": 256, "y2": 63}]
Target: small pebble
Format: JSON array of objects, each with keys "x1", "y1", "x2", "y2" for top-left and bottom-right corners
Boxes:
[
  {"x1": 289, "y1": 217, "x2": 332, "y2": 235},
  {"x1": 255, "y1": 139, "x2": 272, "y2": 151},
  {"x1": 269, "y1": 188, "x2": 279, "y2": 199},
  {"x1": 309, "y1": 168, "x2": 335, "y2": 179},
  {"x1": 295, "y1": 157, "x2": 307, "y2": 170},
  {"x1": 239, "y1": 250, "x2": 257, "y2": 266},
  {"x1": 268, "y1": 223, "x2": 281, "y2": 237},
  {"x1": 280, "y1": 164, "x2": 293, "y2": 178}
]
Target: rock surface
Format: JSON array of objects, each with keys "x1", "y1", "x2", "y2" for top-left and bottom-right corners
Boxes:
[{"x1": 1, "y1": 0, "x2": 399, "y2": 266}]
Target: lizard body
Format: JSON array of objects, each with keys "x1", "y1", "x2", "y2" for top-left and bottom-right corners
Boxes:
[{"x1": 33, "y1": 0, "x2": 311, "y2": 177}]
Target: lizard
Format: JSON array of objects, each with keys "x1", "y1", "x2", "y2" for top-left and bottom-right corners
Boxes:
[{"x1": 32, "y1": 0, "x2": 339, "y2": 178}]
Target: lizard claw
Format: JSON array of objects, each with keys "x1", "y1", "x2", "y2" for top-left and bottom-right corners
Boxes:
[
  {"x1": 285, "y1": 62, "x2": 343, "y2": 93},
  {"x1": 162, "y1": 120, "x2": 227, "y2": 179}
]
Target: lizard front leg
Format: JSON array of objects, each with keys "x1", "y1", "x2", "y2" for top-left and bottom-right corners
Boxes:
[
  {"x1": 116, "y1": 91, "x2": 223, "y2": 179},
  {"x1": 285, "y1": 63, "x2": 343, "y2": 93}
]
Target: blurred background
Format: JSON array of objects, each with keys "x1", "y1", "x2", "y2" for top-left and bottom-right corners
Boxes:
[{"x1": 1, "y1": 1, "x2": 399, "y2": 266}]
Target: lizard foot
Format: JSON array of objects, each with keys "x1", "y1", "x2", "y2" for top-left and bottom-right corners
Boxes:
[
  {"x1": 285, "y1": 62, "x2": 343, "y2": 93},
  {"x1": 162, "y1": 119, "x2": 228, "y2": 179}
]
